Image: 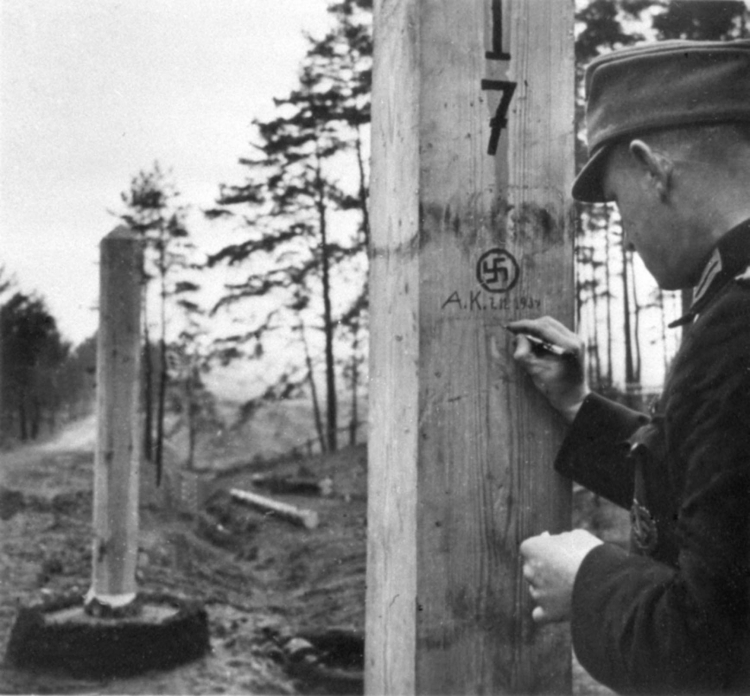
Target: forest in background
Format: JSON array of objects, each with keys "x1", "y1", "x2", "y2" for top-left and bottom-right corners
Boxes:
[{"x1": 2, "y1": 0, "x2": 748, "y2": 454}]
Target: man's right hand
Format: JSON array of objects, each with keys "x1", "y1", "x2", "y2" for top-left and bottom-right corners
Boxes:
[{"x1": 507, "y1": 316, "x2": 589, "y2": 424}]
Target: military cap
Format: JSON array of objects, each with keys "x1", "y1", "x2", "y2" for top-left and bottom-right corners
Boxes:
[{"x1": 573, "y1": 39, "x2": 750, "y2": 202}]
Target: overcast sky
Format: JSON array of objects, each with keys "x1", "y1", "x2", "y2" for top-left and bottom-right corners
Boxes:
[{"x1": 1, "y1": 0, "x2": 332, "y2": 344}]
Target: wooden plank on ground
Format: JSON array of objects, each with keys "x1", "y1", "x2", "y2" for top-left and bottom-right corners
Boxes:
[{"x1": 230, "y1": 488, "x2": 319, "y2": 529}]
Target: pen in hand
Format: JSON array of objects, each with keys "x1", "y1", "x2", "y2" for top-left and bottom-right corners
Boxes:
[{"x1": 504, "y1": 325, "x2": 573, "y2": 357}]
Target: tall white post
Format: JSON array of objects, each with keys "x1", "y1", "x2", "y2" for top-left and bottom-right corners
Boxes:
[{"x1": 87, "y1": 226, "x2": 143, "y2": 609}]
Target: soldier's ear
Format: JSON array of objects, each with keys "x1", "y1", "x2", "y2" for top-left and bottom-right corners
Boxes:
[{"x1": 628, "y1": 139, "x2": 673, "y2": 201}]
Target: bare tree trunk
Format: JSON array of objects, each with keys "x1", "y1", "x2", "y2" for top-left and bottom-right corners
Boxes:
[
  {"x1": 349, "y1": 321, "x2": 360, "y2": 446},
  {"x1": 48, "y1": 400, "x2": 57, "y2": 434},
  {"x1": 186, "y1": 366, "x2": 196, "y2": 470},
  {"x1": 300, "y1": 320, "x2": 326, "y2": 454},
  {"x1": 142, "y1": 309, "x2": 153, "y2": 462},
  {"x1": 155, "y1": 338, "x2": 167, "y2": 485},
  {"x1": 575, "y1": 244, "x2": 586, "y2": 329},
  {"x1": 155, "y1": 240, "x2": 168, "y2": 486},
  {"x1": 316, "y1": 160, "x2": 337, "y2": 453},
  {"x1": 590, "y1": 276, "x2": 602, "y2": 387},
  {"x1": 30, "y1": 396, "x2": 40, "y2": 440},
  {"x1": 629, "y1": 253, "x2": 642, "y2": 384},
  {"x1": 0, "y1": 320, "x2": 3, "y2": 443},
  {"x1": 355, "y1": 128, "x2": 371, "y2": 249},
  {"x1": 658, "y1": 290, "x2": 670, "y2": 378},
  {"x1": 19, "y1": 393, "x2": 28, "y2": 441},
  {"x1": 621, "y1": 238, "x2": 636, "y2": 403}
]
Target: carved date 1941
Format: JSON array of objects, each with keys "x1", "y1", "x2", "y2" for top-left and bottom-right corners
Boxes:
[{"x1": 441, "y1": 291, "x2": 541, "y2": 312}]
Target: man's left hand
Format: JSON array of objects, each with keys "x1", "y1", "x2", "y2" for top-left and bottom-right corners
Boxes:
[{"x1": 519, "y1": 530, "x2": 603, "y2": 623}]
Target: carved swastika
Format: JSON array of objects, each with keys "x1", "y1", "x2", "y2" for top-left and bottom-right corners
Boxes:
[{"x1": 476, "y1": 248, "x2": 519, "y2": 293}]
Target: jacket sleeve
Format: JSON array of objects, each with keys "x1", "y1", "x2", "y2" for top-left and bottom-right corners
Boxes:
[
  {"x1": 568, "y1": 285, "x2": 750, "y2": 694},
  {"x1": 554, "y1": 392, "x2": 648, "y2": 509}
]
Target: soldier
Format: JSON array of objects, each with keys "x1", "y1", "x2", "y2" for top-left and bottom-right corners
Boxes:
[{"x1": 510, "y1": 40, "x2": 750, "y2": 693}]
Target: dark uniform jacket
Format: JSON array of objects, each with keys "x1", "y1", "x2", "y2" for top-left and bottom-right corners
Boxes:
[{"x1": 556, "y1": 221, "x2": 750, "y2": 694}]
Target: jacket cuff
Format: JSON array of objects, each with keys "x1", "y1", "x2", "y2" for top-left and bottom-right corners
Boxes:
[
  {"x1": 554, "y1": 393, "x2": 647, "y2": 508},
  {"x1": 571, "y1": 543, "x2": 632, "y2": 691}
]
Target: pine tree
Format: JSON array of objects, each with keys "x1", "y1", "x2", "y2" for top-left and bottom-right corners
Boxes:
[
  {"x1": 651, "y1": 0, "x2": 747, "y2": 41},
  {"x1": 208, "y1": 1, "x2": 372, "y2": 453},
  {"x1": 117, "y1": 162, "x2": 195, "y2": 481},
  {"x1": 0, "y1": 291, "x2": 69, "y2": 441}
]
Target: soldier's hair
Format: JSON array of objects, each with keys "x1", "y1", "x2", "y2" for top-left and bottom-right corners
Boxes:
[{"x1": 639, "y1": 122, "x2": 750, "y2": 164}]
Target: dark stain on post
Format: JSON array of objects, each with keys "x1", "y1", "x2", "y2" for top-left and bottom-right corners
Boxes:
[
  {"x1": 370, "y1": 213, "x2": 420, "y2": 260},
  {"x1": 491, "y1": 198, "x2": 511, "y2": 246},
  {"x1": 510, "y1": 202, "x2": 564, "y2": 244},
  {"x1": 537, "y1": 206, "x2": 553, "y2": 237},
  {"x1": 419, "y1": 202, "x2": 475, "y2": 254},
  {"x1": 96, "y1": 537, "x2": 107, "y2": 562},
  {"x1": 418, "y1": 202, "x2": 434, "y2": 249},
  {"x1": 443, "y1": 204, "x2": 452, "y2": 231},
  {"x1": 448, "y1": 586, "x2": 472, "y2": 622},
  {"x1": 437, "y1": 204, "x2": 464, "y2": 241},
  {"x1": 418, "y1": 201, "x2": 428, "y2": 248}
]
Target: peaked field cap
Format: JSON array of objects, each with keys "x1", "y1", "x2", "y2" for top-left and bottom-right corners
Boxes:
[{"x1": 573, "y1": 39, "x2": 750, "y2": 202}]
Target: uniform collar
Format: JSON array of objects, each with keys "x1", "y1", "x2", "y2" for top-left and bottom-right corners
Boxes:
[{"x1": 668, "y1": 218, "x2": 750, "y2": 328}]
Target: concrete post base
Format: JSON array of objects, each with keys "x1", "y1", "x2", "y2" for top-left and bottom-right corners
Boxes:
[{"x1": 5, "y1": 592, "x2": 209, "y2": 678}]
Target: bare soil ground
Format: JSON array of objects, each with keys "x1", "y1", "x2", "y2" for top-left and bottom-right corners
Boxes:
[{"x1": 0, "y1": 419, "x2": 622, "y2": 695}]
